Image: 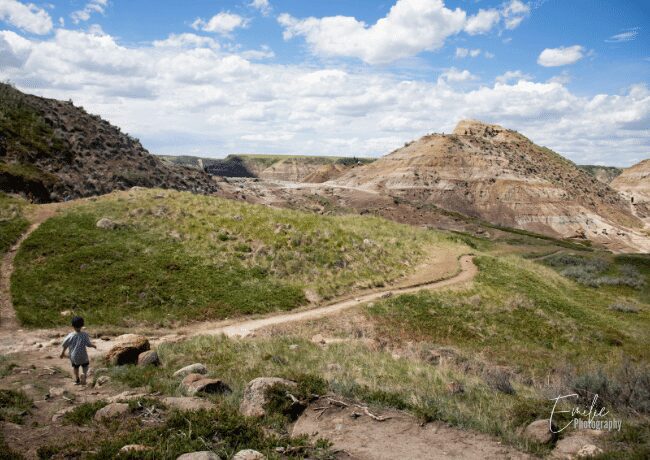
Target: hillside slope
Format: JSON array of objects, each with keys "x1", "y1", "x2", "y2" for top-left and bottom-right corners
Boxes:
[
  {"x1": 333, "y1": 120, "x2": 648, "y2": 252},
  {"x1": 0, "y1": 84, "x2": 218, "y2": 202},
  {"x1": 578, "y1": 165, "x2": 622, "y2": 184},
  {"x1": 611, "y1": 159, "x2": 650, "y2": 222}
]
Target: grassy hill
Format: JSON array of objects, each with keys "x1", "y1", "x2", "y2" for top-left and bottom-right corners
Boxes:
[
  {"x1": 0, "y1": 192, "x2": 29, "y2": 256},
  {"x1": 11, "y1": 188, "x2": 462, "y2": 327}
]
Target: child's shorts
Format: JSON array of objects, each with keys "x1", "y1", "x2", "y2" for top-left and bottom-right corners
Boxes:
[{"x1": 71, "y1": 362, "x2": 89, "y2": 371}]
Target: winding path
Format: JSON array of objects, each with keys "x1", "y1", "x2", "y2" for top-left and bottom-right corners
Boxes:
[{"x1": 0, "y1": 204, "x2": 477, "y2": 352}]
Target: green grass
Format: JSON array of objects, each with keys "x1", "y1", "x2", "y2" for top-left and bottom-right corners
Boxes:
[
  {"x1": 41, "y1": 405, "x2": 334, "y2": 460},
  {"x1": 0, "y1": 192, "x2": 29, "y2": 255},
  {"x1": 12, "y1": 188, "x2": 462, "y2": 327},
  {"x1": 366, "y1": 256, "x2": 649, "y2": 372},
  {"x1": 0, "y1": 389, "x2": 32, "y2": 424},
  {"x1": 62, "y1": 401, "x2": 108, "y2": 425}
]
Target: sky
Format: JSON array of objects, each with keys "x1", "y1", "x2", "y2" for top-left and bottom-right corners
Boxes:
[{"x1": 0, "y1": 0, "x2": 648, "y2": 166}]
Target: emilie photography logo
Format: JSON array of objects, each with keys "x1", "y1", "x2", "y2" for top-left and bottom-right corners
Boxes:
[{"x1": 550, "y1": 393, "x2": 622, "y2": 433}]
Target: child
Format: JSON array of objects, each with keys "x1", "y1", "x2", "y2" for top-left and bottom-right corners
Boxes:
[{"x1": 60, "y1": 316, "x2": 96, "y2": 385}]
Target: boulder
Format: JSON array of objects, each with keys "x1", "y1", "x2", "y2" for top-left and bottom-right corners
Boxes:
[
  {"x1": 523, "y1": 419, "x2": 557, "y2": 445},
  {"x1": 239, "y1": 377, "x2": 296, "y2": 417},
  {"x1": 106, "y1": 334, "x2": 150, "y2": 366},
  {"x1": 94, "y1": 403, "x2": 129, "y2": 421},
  {"x1": 173, "y1": 363, "x2": 208, "y2": 378},
  {"x1": 176, "y1": 452, "x2": 221, "y2": 460},
  {"x1": 137, "y1": 350, "x2": 161, "y2": 367},
  {"x1": 96, "y1": 218, "x2": 118, "y2": 230},
  {"x1": 163, "y1": 397, "x2": 215, "y2": 412},
  {"x1": 179, "y1": 373, "x2": 231, "y2": 396},
  {"x1": 232, "y1": 450, "x2": 265, "y2": 460}
]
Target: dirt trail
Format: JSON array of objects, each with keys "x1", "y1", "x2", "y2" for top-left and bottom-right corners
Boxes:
[{"x1": 0, "y1": 203, "x2": 66, "y2": 331}]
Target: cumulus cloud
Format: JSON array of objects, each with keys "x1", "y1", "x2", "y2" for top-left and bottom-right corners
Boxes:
[
  {"x1": 1, "y1": 27, "x2": 648, "y2": 166},
  {"x1": 456, "y1": 47, "x2": 481, "y2": 58},
  {"x1": 502, "y1": 0, "x2": 530, "y2": 29},
  {"x1": 464, "y1": 8, "x2": 500, "y2": 35},
  {"x1": 249, "y1": 0, "x2": 271, "y2": 16},
  {"x1": 0, "y1": 0, "x2": 53, "y2": 34},
  {"x1": 192, "y1": 12, "x2": 249, "y2": 36},
  {"x1": 537, "y1": 45, "x2": 584, "y2": 67},
  {"x1": 278, "y1": 0, "x2": 467, "y2": 65},
  {"x1": 71, "y1": 0, "x2": 109, "y2": 24},
  {"x1": 495, "y1": 70, "x2": 532, "y2": 84}
]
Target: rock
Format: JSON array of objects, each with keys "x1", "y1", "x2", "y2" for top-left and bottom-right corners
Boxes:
[
  {"x1": 179, "y1": 374, "x2": 231, "y2": 396},
  {"x1": 173, "y1": 363, "x2": 208, "y2": 378},
  {"x1": 59, "y1": 310, "x2": 72, "y2": 317},
  {"x1": 163, "y1": 397, "x2": 215, "y2": 412},
  {"x1": 120, "y1": 445, "x2": 152, "y2": 453},
  {"x1": 51, "y1": 406, "x2": 75, "y2": 422},
  {"x1": 232, "y1": 450, "x2": 265, "y2": 460},
  {"x1": 177, "y1": 452, "x2": 221, "y2": 460},
  {"x1": 523, "y1": 419, "x2": 557, "y2": 445},
  {"x1": 311, "y1": 334, "x2": 326, "y2": 345},
  {"x1": 96, "y1": 217, "x2": 118, "y2": 230},
  {"x1": 48, "y1": 387, "x2": 66, "y2": 398},
  {"x1": 553, "y1": 435, "x2": 601, "y2": 459},
  {"x1": 288, "y1": 344, "x2": 299, "y2": 350},
  {"x1": 106, "y1": 334, "x2": 150, "y2": 366},
  {"x1": 94, "y1": 375, "x2": 110, "y2": 387},
  {"x1": 239, "y1": 377, "x2": 296, "y2": 417},
  {"x1": 577, "y1": 444, "x2": 603, "y2": 458},
  {"x1": 94, "y1": 403, "x2": 129, "y2": 421},
  {"x1": 137, "y1": 350, "x2": 160, "y2": 367}
]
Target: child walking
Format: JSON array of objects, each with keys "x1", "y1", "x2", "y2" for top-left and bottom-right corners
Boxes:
[{"x1": 60, "y1": 316, "x2": 96, "y2": 385}]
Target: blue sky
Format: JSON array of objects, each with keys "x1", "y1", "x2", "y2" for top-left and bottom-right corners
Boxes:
[{"x1": 0, "y1": 0, "x2": 648, "y2": 165}]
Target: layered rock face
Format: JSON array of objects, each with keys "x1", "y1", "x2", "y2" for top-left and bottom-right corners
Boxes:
[
  {"x1": 610, "y1": 159, "x2": 650, "y2": 222},
  {"x1": 333, "y1": 120, "x2": 648, "y2": 252},
  {"x1": 0, "y1": 84, "x2": 218, "y2": 202}
]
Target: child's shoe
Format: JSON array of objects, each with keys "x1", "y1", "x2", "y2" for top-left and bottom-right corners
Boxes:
[
  {"x1": 74, "y1": 378, "x2": 81, "y2": 385},
  {"x1": 80, "y1": 374, "x2": 87, "y2": 385}
]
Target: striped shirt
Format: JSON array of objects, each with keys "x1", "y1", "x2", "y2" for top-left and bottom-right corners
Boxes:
[{"x1": 62, "y1": 331, "x2": 92, "y2": 366}]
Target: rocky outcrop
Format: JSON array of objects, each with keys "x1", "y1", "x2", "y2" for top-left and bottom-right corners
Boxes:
[
  {"x1": 0, "y1": 83, "x2": 218, "y2": 202},
  {"x1": 611, "y1": 159, "x2": 650, "y2": 221},
  {"x1": 332, "y1": 120, "x2": 649, "y2": 252}
]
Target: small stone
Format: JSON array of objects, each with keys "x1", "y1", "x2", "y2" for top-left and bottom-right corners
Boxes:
[
  {"x1": 94, "y1": 403, "x2": 129, "y2": 421},
  {"x1": 239, "y1": 377, "x2": 296, "y2": 418},
  {"x1": 179, "y1": 374, "x2": 231, "y2": 396},
  {"x1": 137, "y1": 350, "x2": 161, "y2": 367},
  {"x1": 577, "y1": 444, "x2": 603, "y2": 457},
  {"x1": 96, "y1": 217, "x2": 118, "y2": 230},
  {"x1": 120, "y1": 445, "x2": 152, "y2": 453},
  {"x1": 95, "y1": 376, "x2": 110, "y2": 387},
  {"x1": 523, "y1": 419, "x2": 557, "y2": 445},
  {"x1": 173, "y1": 363, "x2": 208, "y2": 378},
  {"x1": 289, "y1": 344, "x2": 299, "y2": 350},
  {"x1": 176, "y1": 451, "x2": 221, "y2": 460},
  {"x1": 232, "y1": 449, "x2": 265, "y2": 460},
  {"x1": 48, "y1": 387, "x2": 66, "y2": 398},
  {"x1": 60, "y1": 310, "x2": 72, "y2": 317},
  {"x1": 311, "y1": 334, "x2": 326, "y2": 345}
]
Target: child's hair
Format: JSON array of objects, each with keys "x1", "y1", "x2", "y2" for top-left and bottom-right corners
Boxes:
[{"x1": 71, "y1": 316, "x2": 84, "y2": 329}]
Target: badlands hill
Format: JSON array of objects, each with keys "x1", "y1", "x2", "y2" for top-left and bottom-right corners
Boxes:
[
  {"x1": 611, "y1": 159, "x2": 650, "y2": 221},
  {"x1": 161, "y1": 153, "x2": 374, "y2": 182},
  {"x1": 0, "y1": 84, "x2": 218, "y2": 202},
  {"x1": 578, "y1": 165, "x2": 622, "y2": 184},
  {"x1": 333, "y1": 120, "x2": 648, "y2": 251}
]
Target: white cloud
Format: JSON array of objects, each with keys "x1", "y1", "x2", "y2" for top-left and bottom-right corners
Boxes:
[
  {"x1": 495, "y1": 70, "x2": 531, "y2": 84},
  {"x1": 278, "y1": 0, "x2": 467, "y2": 65},
  {"x1": 606, "y1": 28, "x2": 639, "y2": 43},
  {"x1": 456, "y1": 47, "x2": 481, "y2": 58},
  {"x1": 502, "y1": 0, "x2": 530, "y2": 30},
  {"x1": 249, "y1": 0, "x2": 271, "y2": 16},
  {"x1": 192, "y1": 12, "x2": 249, "y2": 36},
  {"x1": 71, "y1": 0, "x2": 108, "y2": 24},
  {"x1": 438, "y1": 67, "x2": 477, "y2": 84},
  {"x1": 464, "y1": 8, "x2": 500, "y2": 35},
  {"x1": 1, "y1": 27, "x2": 648, "y2": 166},
  {"x1": 0, "y1": 0, "x2": 53, "y2": 34},
  {"x1": 538, "y1": 45, "x2": 584, "y2": 67}
]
